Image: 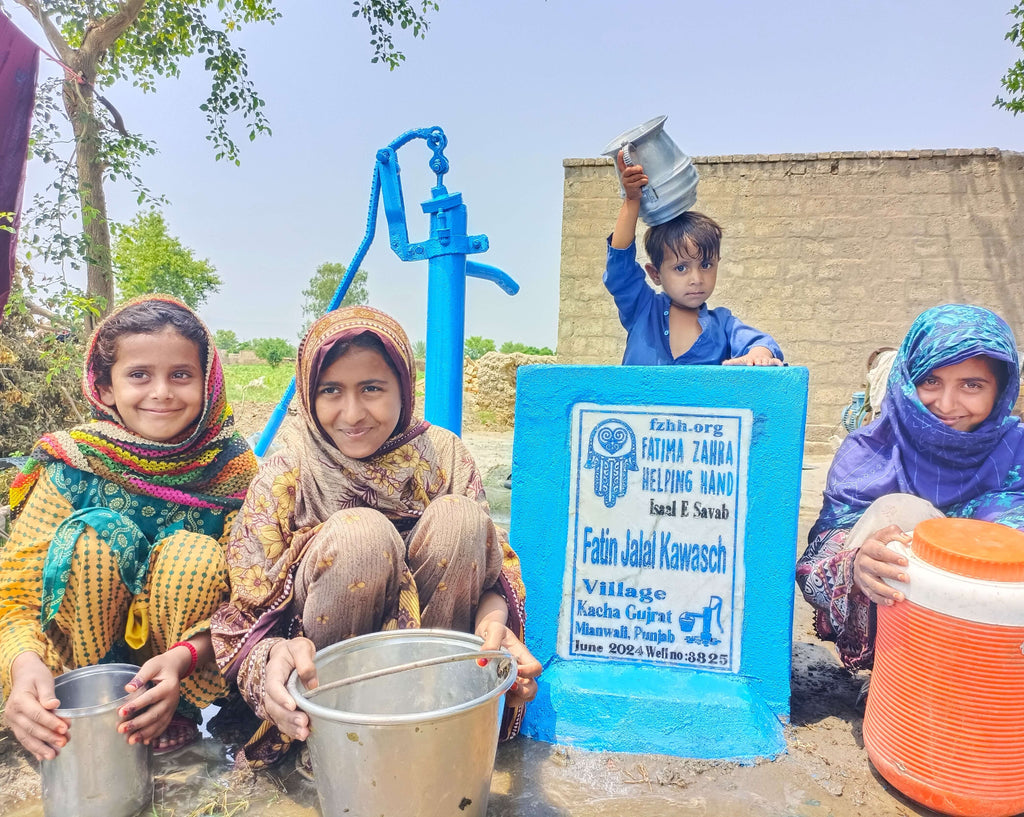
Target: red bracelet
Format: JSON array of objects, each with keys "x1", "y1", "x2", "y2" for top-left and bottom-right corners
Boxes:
[{"x1": 170, "y1": 641, "x2": 199, "y2": 678}]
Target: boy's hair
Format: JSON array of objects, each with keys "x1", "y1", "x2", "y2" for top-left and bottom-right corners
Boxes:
[
  {"x1": 644, "y1": 211, "x2": 722, "y2": 269},
  {"x1": 320, "y1": 331, "x2": 401, "y2": 381},
  {"x1": 92, "y1": 299, "x2": 209, "y2": 387}
]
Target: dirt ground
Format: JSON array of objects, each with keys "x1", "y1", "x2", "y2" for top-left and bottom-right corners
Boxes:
[{"x1": 0, "y1": 417, "x2": 947, "y2": 817}]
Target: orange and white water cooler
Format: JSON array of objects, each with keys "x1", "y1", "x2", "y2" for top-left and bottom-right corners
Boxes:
[{"x1": 864, "y1": 517, "x2": 1024, "y2": 817}]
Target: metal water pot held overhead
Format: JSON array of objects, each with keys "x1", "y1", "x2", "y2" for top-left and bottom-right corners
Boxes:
[{"x1": 601, "y1": 115, "x2": 699, "y2": 226}]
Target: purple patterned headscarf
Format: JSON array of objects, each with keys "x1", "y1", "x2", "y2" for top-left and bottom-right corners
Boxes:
[{"x1": 811, "y1": 304, "x2": 1024, "y2": 541}]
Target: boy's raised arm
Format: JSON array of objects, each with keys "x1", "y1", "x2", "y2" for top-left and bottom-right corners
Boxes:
[{"x1": 611, "y1": 150, "x2": 648, "y2": 250}]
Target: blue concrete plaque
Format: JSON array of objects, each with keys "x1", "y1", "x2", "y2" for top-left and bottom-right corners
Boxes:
[
  {"x1": 565, "y1": 404, "x2": 748, "y2": 671},
  {"x1": 511, "y1": 365, "x2": 808, "y2": 760}
]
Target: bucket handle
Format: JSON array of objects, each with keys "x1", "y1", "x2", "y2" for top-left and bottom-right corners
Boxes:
[{"x1": 301, "y1": 649, "x2": 513, "y2": 699}]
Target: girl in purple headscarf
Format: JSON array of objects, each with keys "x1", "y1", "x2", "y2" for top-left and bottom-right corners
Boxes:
[{"x1": 797, "y1": 304, "x2": 1024, "y2": 670}]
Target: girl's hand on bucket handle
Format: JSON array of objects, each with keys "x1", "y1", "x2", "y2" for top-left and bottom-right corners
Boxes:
[
  {"x1": 266, "y1": 637, "x2": 316, "y2": 740},
  {"x1": 504, "y1": 636, "x2": 542, "y2": 706},
  {"x1": 6, "y1": 652, "x2": 68, "y2": 761},
  {"x1": 476, "y1": 617, "x2": 543, "y2": 705},
  {"x1": 853, "y1": 525, "x2": 911, "y2": 607}
]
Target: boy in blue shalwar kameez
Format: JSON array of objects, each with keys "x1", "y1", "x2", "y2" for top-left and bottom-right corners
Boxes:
[{"x1": 605, "y1": 151, "x2": 783, "y2": 366}]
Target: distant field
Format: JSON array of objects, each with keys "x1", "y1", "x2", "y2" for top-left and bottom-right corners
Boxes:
[
  {"x1": 224, "y1": 361, "x2": 494, "y2": 437},
  {"x1": 222, "y1": 363, "x2": 295, "y2": 405},
  {"x1": 225, "y1": 362, "x2": 428, "y2": 408}
]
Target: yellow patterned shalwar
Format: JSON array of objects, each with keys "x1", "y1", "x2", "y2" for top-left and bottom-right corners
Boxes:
[{"x1": 0, "y1": 466, "x2": 234, "y2": 708}]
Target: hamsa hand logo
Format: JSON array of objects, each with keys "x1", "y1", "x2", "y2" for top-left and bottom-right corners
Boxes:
[{"x1": 585, "y1": 419, "x2": 638, "y2": 508}]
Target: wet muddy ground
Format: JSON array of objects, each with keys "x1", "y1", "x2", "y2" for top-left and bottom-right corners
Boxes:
[{"x1": 0, "y1": 433, "x2": 946, "y2": 817}]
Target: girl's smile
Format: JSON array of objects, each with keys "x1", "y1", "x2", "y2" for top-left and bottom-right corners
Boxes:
[
  {"x1": 96, "y1": 328, "x2": 204, "y2": 443},
  {"x1": 916, "y1": 355, "x2": 999, "y2": 432},
  {"x1": 314, "y1": 346, "x2": 402, "y2": 458}
]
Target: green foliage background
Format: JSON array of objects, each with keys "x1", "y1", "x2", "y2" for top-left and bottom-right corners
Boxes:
[
  {"x1": 464, "y1": 335, "x2": 495, "y2": 360},
  {"x1": 0, "y1": 283, "x2": 86, "y2": 456},
  {"x1": 997, "y1": 4, "x2": 1024, "y2": 114},
  {"x1": 112, "y1": 211, "x2": 221, "y2": 308},
  {"x1": 251, "y1": 337, "x2": 296, "y2": 367},
  {"x1": 301, "y1": 262, "x2": 369, "y2": 332}
]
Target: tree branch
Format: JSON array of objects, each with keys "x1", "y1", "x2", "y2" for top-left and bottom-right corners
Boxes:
[
  {"x1": 25, "y1": 300, "x2": 59, "y2": 321},
  {"x1": 80, "y1": 0, "x2": 147, "y2": 66},
  {"x1": 60, "y1": 385, "x2": 86, "y2": 422},
  {"x1": 14, "y1": 0, "x2": 74, "y2": 64}
]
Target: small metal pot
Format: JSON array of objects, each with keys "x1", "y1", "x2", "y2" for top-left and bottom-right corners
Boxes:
[{"x1": 41, "y1": 663, "x2": 152, "y2": 817}]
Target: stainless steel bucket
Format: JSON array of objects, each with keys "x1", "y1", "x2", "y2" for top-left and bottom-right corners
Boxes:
[
  {"x1": 288, "y1": 629, "x2": 517, "y2": 817},
  {"x1": 601, "y1": 114, "x2": 700, "y2": 225},
  {"x1": 41, "y1": 663, "x2": 152, "y2": 817}
]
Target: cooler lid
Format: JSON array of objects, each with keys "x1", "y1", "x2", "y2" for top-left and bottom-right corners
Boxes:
[{"x1": 913, "y1": 517, "x2": 1024, "y2": 581}]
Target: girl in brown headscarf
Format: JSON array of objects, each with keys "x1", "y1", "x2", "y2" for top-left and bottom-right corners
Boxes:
[{"x1": 212, "y1": 306, "x2": 540, "y2": 767}]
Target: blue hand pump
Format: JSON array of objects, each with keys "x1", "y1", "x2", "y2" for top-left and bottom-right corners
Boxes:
[{"x1": 253, "y1": 126, "x2": 518, "y2": 457}]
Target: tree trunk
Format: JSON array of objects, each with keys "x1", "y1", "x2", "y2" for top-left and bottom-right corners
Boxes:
[
  {"x1": 14, "y1": 0, "x2": 147, "y2": 331},
  {"x1": 64, "y1": 79, "x2": 114, "y2": 329}
]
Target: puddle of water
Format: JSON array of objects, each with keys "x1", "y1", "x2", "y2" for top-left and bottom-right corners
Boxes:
[
  {"x1": 1, "y1": 660, "x2": 923, "y2": 817},
  {"x1": 1, "y1": 732, "x2": 921, "y2": 817}
]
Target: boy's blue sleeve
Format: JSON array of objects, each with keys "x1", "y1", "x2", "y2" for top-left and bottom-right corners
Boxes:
[
  {"x1": 723, "y1": 311, "x2": 784, "y2": 361},
  {"x1": 603, "y1": 238, "x2": 653, "y2": 331}
]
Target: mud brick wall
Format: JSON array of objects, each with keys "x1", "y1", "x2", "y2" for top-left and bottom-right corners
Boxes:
[
  {"x1": 557, "y1": 150, "x2": 1024, "y2": 454},
  {"x1": 474, "y1": 351, "x2": 559, "y2": 427}
]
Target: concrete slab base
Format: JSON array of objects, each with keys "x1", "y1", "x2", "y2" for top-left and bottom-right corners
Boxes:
[{"x1": 522, "y1": 657, "x2": 787, "y2": 760}]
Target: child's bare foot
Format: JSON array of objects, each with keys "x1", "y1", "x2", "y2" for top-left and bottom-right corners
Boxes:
[{"x1": 152, "y1": 714, "x2": 199, "y2": 756}]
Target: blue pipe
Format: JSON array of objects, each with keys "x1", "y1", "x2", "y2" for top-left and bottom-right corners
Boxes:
[{"x1": 423, "y1": 194, "x2": 469, "y2": 433}]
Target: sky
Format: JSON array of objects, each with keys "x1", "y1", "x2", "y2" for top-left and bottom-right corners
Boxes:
[{"x1": 8, "y1": 0, "x2": 1024, "y2": 348}]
